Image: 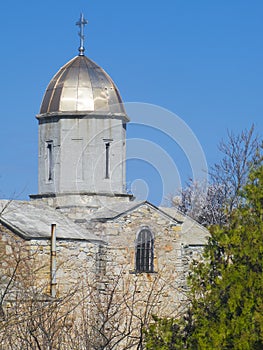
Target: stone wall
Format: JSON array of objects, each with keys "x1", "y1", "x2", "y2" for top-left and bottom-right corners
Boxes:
[
  {"x1": 88, "y1": 204, "x2": 190, "y2": 315},
  {"x1": 29, "y1": 238, "x2": 99, "y2": 296},
  {"x1": 0, "y1": 224, "x2": 99, "y2": 299},
  {"x1": 0, "y1": 203, "x2": 207, "y2": 349}
]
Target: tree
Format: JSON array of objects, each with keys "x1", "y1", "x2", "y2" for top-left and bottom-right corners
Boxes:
[
  {"x1": 187, "y1": 161, "x2": 263, "y2": 349},
  {"x1": 145, "y1": 158, "x2": 263, "y2": 349},
  {"x1": 172, "y1": 181, "x2": 226, "y2": 226},
  {"x1": 144, "y1": 315, "x2": 186, "y2": 350},
  {"x1": 172, "y1": 125, "x2": 260, "y2": 226},
  {"x1": 0, "y1": 229, "x2": 182, "y2": 350},
  {"x1": 210, "y1": 125, "x2": 260, "y2": 213}
]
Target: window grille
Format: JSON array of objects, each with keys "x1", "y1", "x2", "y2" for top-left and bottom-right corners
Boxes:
[{"x1": 136, "y1": 228, "x2": 154, "y2": 273}]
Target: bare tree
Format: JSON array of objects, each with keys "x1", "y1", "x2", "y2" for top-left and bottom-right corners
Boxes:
[
  {"x1": 0, "y1": 233, "x2": 185, "y2": 350},
  {"x1": 64, "y1": 265, "x2": 182, "y2": 350},
  {"x1": 172, "y1": 180, "x2": 226, "y2": 226},
  {"x1": 172, "y1": 125, "x2": 261, "y2": 226},
  {"x1": 210, "y1": 124, "x2": 260, "y2": 212},
  {"x1": 0, "y1": 231, "x2": 87, "y2": 349}
]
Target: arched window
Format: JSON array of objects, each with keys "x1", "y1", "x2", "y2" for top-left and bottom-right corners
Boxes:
[{"x1": 135, "y1": 228, "x2": 154, "y2": 273}]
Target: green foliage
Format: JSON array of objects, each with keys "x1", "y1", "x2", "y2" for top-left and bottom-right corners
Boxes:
[
  {"x1": 188, "y1": 162, "x2": 263, "y2": 349},
  {"x1": 144, "y1": 160, "x2": 263, "y2": 349},
  {"x1": 144, "y1": 315, "x2": 184, "y2": 349}
]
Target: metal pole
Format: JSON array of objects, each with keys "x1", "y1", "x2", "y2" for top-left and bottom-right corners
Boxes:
[{"x1": 51, "y1": 224, "x2": 57, "y2": 298}]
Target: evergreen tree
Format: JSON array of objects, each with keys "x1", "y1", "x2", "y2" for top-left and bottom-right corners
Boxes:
[
  {"x1": 188, "y1": 162, "x2": 263, "y2": 349},
  {"x1": 145, "y1": 160, "x2": 263, "y2": 349},
  {"x1": 144, "y1": 315, "x2": 182, "y2": 350}
]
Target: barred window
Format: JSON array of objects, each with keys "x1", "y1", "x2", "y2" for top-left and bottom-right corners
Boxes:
[{"x1": 136, "y1": 228, "x2": 154, "y2": 273}]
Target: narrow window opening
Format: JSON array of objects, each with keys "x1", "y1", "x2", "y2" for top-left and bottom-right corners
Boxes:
[
  {"x1": 47, "y1": 142, "x2": 53, "y2": 181},
  {"x1": 105, "y1": 142, "x2": 110, "y2": 179},
  {"x1": 136, "y1": 228, "x2": 154, "y2": 273},
  {"x1": 96, "y1": 244, "x2": 107, "y2": 275}
]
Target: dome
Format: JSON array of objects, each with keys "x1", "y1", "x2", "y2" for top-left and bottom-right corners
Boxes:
[{"x1": 39, "y1": 55, "x2": 127, "y2": 117}]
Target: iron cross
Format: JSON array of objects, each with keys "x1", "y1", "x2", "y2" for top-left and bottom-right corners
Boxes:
[{"x1": 76, "y1": 13, "x2": 88, "y2": 56}]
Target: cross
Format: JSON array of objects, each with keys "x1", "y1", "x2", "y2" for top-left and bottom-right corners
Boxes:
[{"x1": 76, "y1": 13, "x2": 88, "y2": 56}]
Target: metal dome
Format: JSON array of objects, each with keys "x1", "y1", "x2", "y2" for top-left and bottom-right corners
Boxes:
[{"x1": 39, "y1": 55, "x2": 126, "y2": 117}]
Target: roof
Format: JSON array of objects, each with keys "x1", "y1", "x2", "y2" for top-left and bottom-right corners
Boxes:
[
  {"x1": 159, "y1": 207, "x2": 209, "y2": 245},
  {"x1": 0, "y1": 200, "x2": 208, "y2": 246},
  {"x1": 89, "y1": 201, "x2": 209, "y2": 246},
  {"x1": 39, "y1": 55, "x2": 128, "y2": 119},
  {"x1": 0, "y1": 200, "x2": 104, "y2": 243},
  {"x1": 88, "y1": 200, "x2": 182, "y2": 224}
]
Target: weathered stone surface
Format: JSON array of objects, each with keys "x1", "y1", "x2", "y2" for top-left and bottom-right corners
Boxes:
[{"x1": 0, "y1": 199, "x2": 208, "y2": 349}]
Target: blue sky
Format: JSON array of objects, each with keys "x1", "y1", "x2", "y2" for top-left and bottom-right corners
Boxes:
[{"x1": 0, "y1": 1, "x2": 262, "y2": 205}]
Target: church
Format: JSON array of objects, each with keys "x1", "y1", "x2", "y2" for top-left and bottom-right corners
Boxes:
[{"x1": 0, "y1": 15, "x2": 208, "y2": 349}]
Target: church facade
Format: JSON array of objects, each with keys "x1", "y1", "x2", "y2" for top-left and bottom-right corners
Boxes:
[{"x1": 0, "y1": 15, "x2": 208, "y2": 349}]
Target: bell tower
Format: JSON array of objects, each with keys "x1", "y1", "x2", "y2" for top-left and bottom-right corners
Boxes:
[{"x1": 30, "y1": 14, "x2": 132, "y2": 208}]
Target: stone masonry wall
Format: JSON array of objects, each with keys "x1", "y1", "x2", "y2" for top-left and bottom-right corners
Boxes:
[
  {"x1": 0, "y1": 224, "x2": 99, "y2": 299},
  {"x1": 88, "y1": 204, "x2": 189, "y2": 316}
]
